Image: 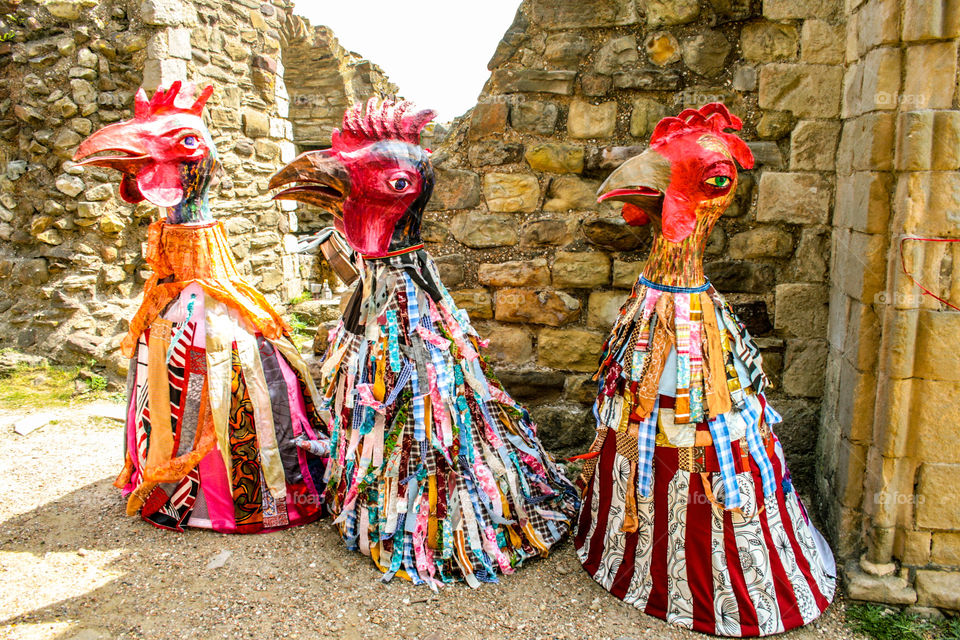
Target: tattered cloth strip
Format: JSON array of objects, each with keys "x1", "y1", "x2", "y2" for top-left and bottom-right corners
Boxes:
[{"x1": 314, "y1": 251, "x2": 579, "y2": 587}]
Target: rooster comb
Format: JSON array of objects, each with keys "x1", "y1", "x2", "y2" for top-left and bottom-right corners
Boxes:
[
  {"x1": 650, "y1": 102, "x2": 754, "y2": 169},
  {"x1": 333, "y1": 98, "x2": 436, "y2": 151},
  {"x1": 133, "y1": 81, "x2": 214, "y2": 120}
]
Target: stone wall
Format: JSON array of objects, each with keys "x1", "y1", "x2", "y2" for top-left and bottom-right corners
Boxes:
[
  {"x1": 424, "y1": 0, "x2": 843, "y2": 485},
  {"x1": 817, "y1": 0, "x2": 960, "y2": 611}
]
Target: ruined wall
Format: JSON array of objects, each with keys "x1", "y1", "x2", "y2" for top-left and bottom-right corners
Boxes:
[
  {"x1": 817, "y1": 0, "x2": 960, "y2": 611},
  {"x1": 425, "y1": 0, "x2": 844, "y2": 491}
]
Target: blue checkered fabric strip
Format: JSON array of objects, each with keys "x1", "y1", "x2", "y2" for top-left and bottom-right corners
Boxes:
[
  {"x1": 741, "y1": 395, "x2": 777, "y2": 498},
  {"x1": 402, "y1": 273, "x2": 421, "y2": 330},
  {"x1": 408, "y1": 358, "x2": 426, "y2": 443},
  {"x1": 635, "y1": 397, "x2": 660, "y2": 499},
  {"x1": 707, "y1": 413, "x2": 743, "y2": 509},
  {"x1": 385, "y1": 360, "x2": 413, "y2": 405}
]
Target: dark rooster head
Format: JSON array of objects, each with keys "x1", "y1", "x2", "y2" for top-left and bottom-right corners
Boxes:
[
  {"x1": 270, "y1": 98, "x2": 436, "y2": 257},
  {"x1": 597, "y1": 103, "x2": 754, "y2": 244},
  {"x1": 72, "y1": 81, "x2": 218, "y2": 223}
]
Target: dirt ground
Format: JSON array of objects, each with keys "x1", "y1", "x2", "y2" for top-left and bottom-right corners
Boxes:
[{"x1": 0, "y1": 400, "x2": 866, "y2": 640}]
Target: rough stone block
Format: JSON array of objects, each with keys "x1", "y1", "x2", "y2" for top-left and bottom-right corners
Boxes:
[
  {"x1": 544, "y1": 175, "x2": 600, "y2": 211},
  {"x1": 521, "y1": 217, "x2": 575, "y2": 246},
  {"x1": 612, "y1": 68, "x2": 681, "y2": 90},
  {"x1": 759, "y1": 63, "x2": 843, "y2": 118},
  {"x1": 530, "y1": 0, "x2": 639, "y2": 28},
  {"x1": 510, "y1": 101, "x2": 559, "y2": 135},
  {"x1": 552, "y1": 251, "x2": 611, "y2": 287},
  {"x1": 914, "y1": 311, "x2": 960, "y2": 382},
  {"x1": 790, "y1": 120, "x2": 841, "y2": 170},
  {"x1": 468, "y1": 102, "x2": 508, "y2": 141},
  {"x1": 833, "y1": 172, "x2": 891, "y2": 235},
  {"x1": 757, "y1": 172, "x2": 833, "y2": 224},
  {"x1": 433, "y1": 254, "x2": 464, "y2": 286},
  {"x1": 451, "y1": 288, "x2": 493, "y2": 320},
  {"x1": 916, "y1": 463, "x2": 960, "y2": 529},
  {"x1": 580, "y1": 73, "x2": 614, "y2": 96},
  {"x1": 741, "y1": 21, "x2": 798, "y2": 62},
  {"x1": 837, "y1": 113, "x2": 896, "y2": 173},
  {"x1": 242, "y1": 108, "x2": 269, "y2": 138},
  {"x1": 630, "y1": 97, "x2": 670, "y2": 138},
  {"x1": 613, "y1": 260, "x2": 643, "y2": 288},
  {"x1": 904, "y1": 42, "x2": 958, "y2": 109},
  {"x1": 491, "y1": 69, "x2": 576, "y2": 95},
  {"x1": 450, "y1": 212, "x2": 518, "y2": 248},
  {"x1": 567, "y1": 100, "x2": 617, "y2": 138},
  {"x1": 478, "y1": 259, "x2": 551, "y2": 287},
  {"x1": 763, "y1": 0, "x2": 840, "y2": 19},
  {"x1": 524, "y1": 143, "x2": 585, "y2": 173},
  {"x1": 801, "y1": 20, "x2": 845, "y2": 64},
  {"x1": 538, "y1": 328, "x2": 605, "y2": 372},
  {"x1": 895, "y1": 171, "x2": 960, "y2": 237},
  {"x1": 587, "y1": 290, "x2": 626, "y2": 329},
  {"x1": 428, "y1": 169, "x2": 481, "y2": 211},
  {"x1": 480, "y1": 324, "x2": 534, "y2": 364},
  {"x1": 913, "y1": 380, "x2": 960, "y2": 463},
  {"x1": 644, "y1": 0, "x2": 700, "y2": 27},
  {"x1": 728, "y1": 227, "x2": 794, "y2": 259},
  {"x1": 932, "y1": 533, "x2": 960, "y2": 566},
  {"x1": 844, "y1": 563, "x2": 918, "y2": 604},
  {"x1": 495, "y1": 288, "x2": 581, "y2": 326},
  {"x1": 582, "y1": 215, "x2": 648, "y2": 251},
  {"x1": 545, "y1": 33, "x2": 592, "y2": 69},
  {"x1": 916, "y1": 570, "x2": 960, "y2": 609},
  {"x1": 775, "y1": 283, "x2": 829, "y2": 337},
  {"x1": 594, "y1": 36, "x2": 638, "y2": 75},
  {"x1": 141, "y1": 0, "x2": 187, "y2": 26},
  {"x1": 902, "y1": 0, "x2": 960, "y2": 42},
  {"x1": 483, "y1": 173, "x2": 540, "y2": 212},
  {"x1": 681, "y1": 30, "x2": 731, "y2": 77},
  {"x1": 782, "y1": 338, "x2": 828, "y2": 397},
  {"x1": 645, "y1": 31, "x2": 681, "y2": 66},
  {"x1": 468, "y1": 141, "x2": 523, "y2": 167}
]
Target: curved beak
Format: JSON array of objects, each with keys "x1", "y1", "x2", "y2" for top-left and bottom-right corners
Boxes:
[
  {"x1": 596, "y1": 148, "x2": 671, "y2": 219},
  {"x1": 72, "y1": 121, "x2": 150, "y2": 174},
  {"x1": 270, "y1": 150, "x2": 350, "y2": 215}
]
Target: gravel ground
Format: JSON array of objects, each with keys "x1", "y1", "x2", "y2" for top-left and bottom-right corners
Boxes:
[{"x1": 0, "y1": 402, "x2": 866, "y2": 640}]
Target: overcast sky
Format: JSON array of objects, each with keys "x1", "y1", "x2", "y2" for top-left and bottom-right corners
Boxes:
[{"x1": 293, "y1": 1, "x2": 521, "y2": 122}]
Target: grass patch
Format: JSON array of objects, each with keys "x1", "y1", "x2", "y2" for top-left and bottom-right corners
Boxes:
[
  {"x1": 0, "y1": 364, "x2": 118, "y2": 411},
  {"x1": 289, "y1": 290, "x2": 312, "y2": 305},
  {"x1": 847, "y1": 603, "x2": 960, "y2": 640},
  {"x1": 287, "y1": 312, "x2": 313, "y2": 351}
]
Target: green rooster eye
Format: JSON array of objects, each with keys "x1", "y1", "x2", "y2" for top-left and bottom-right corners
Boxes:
[{"x1": 706, "y1": 175, "x2": 731, "y2": 188}]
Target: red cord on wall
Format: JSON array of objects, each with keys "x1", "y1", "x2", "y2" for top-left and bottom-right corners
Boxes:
[{"x1": 899, "y1": 236, "x2": 960, "y2": 312}]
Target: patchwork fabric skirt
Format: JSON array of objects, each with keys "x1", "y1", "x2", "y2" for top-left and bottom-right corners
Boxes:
[
  {"x1": 313, "y1": 250, "x2": 579, "y2": 588},
  {"x1": 115, "y1": 283, "x2": 328, "y2": 533},
  {"x1": 575, "y1": 278, "x2": 836, "y2": 636}
]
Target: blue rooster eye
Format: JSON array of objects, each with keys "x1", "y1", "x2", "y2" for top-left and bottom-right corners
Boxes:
[
  {"x1": 389, "y1": 178, "x2": 409, "y2": 191},
  {"x1": 181, "y1": 136, "x2": 199, "y2": 149}
]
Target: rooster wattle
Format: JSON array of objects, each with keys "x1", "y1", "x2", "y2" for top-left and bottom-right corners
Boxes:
[
  {"x1": 270, "y1": 99, "x2": 579, "y2": 588},
  {"x1": 575, "y1": 103, "x2": 836, "y2": 636},
  {"x1": 73, "y1": 82, "x2": 328, "y2": 533}
]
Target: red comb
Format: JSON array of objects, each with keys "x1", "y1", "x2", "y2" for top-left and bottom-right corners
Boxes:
[
  {"x1": 650, "y1": 102, "x2": 754, "y2": 169},
  {"x1": 331, "y1": 98, "x2": 436, "y2": 151},
  {"x1": 133, "y1": 81, "x2": 214, "y2": 120}
]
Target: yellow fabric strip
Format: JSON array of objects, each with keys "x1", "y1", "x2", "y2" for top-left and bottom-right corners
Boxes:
[
  {"x1": 204, "y1": 294, "x2": 236, "y2": 487},
  {"x1": 145, "y1": 319, "x2": 174, "y2": 471}
]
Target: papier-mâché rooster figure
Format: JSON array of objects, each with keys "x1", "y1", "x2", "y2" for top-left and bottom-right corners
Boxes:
[
  {"x1": 73, "y1": 82, "x2": 328, "y2": 533},
  {"x1": 270, "y1": 98, "x2": 579, "y2": 588},
  {"x1": 575, "y1": 104, "x2": 836, "y2": 636}
]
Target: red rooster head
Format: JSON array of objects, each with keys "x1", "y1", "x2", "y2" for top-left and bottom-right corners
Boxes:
[
  {"x1": 270, "y1": 98, "x2": 436, "y2": 257},
  {"x1": 72, "y1": 81, "x2": 217, "y2": 222},
  {"x1": 597, "y1": 103, "x2": 753, "y2": 243}
]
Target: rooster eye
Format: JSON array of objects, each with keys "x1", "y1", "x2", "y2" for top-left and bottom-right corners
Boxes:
[
  {"x1": 388, "y1": 178, "x2": 409, "y2": 191},
  {"x1": 181, "y1": 136, "x2": 199, "y2": 149},
  {"x1": 705, "y1": 175, "x2": 731, "y2": 189}
]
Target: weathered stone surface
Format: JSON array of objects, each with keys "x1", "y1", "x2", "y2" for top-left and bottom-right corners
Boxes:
[
  {"x1": 544, "y1": 175, "x2": 599, "y2": 211},
  {"x1": 483, "y1": 173, "x2": 540, "y2": 212},
  {"x1": 142, "y1": 0, "x2": 191, "y2": 26},
  {"x1": 705, "y1": 260, "x2": 775, "y2": 293},
  {"x1": 521, "y1": 217, "x2": 574, "y2": 246},
  {"x1": 903, "y1": 42, "x2": 958, "y2": 110},
  {"x1": 916, "y1": 570, "x2": 960, "y2": 609},
  {"x1": 917, "y1": 463, "x2": 960, "y2": 529},
  {"x1": 612, "y1": 68, "x2": 681, "y2": 90},
  {"x1": 587, "y1": 290, "x2": 626, "y2": 328},
  {"x1": 782, "y1": 339, "x2": 828, "y2": 397},
  {"x1": 530, "y1": 0, "x2": 639, "y2": 28},
  {"x1": 903, "y1": 0, "x2": 960, "y2": 41},
  {"x1": 630, "y1": 97, "x2": 670, "y2": 138},
  {"x1": 491, "y1": 69, "x2": 576, "y2": 95},
  {"x1": 531, "y1": 403, "x2": 594, "y2": 452},
  {"x1": 845, "y1": 565, "x2": 918, "y2": 605},
  {"x1": 480, "y1": 324, "x2": 534, "y2": 364},
  {"x1": 613, "y1": 260, "x2": 643, "y2": 288},
  {"x1": 747, "y1": 141, "x2": 783, "y2": 168},
  {"x1": 741, "y1": 21, "x2": 798, "y2": 62},
  {"x1": 763, "y1": 0, "x2": 840, "y2": 19},
  {"x1": 450, "y1": 212, "x2": 518, "y2": 248},
  {"x1": 733, "y1": 66, "x2": 758, "y2": 91},
  {"x1": 801, "y1": 20, "x2": 844, "y2": 64},
  {"x1": 595, "y1": 36, "x2": 638, "y2": 75},
  {"x1": 932, "y1": 533, "x2": 960, "y2": 567},
  {"x1": 728, "y1": 227, "x2": 794, "y2": 259},
  {"x1": 582, "y1": 215, "x2": 648, "y2": 251},
  {"x1": 552, "y1": 251, "x2": 611, "y2": 288},
  {"x1": 242, "y1": 108, "x2": 269, "y2": 137},
  {"x1": 468, "y1": 102, "x2": 508, "y2": 141},
  {"x1": 487, "y1": 9, "x2": 528, "y2": 68},
  {"x1": 790, "y1": 120, "x2": 841, "y2": 170},
  {"x1": 759, "y1": 64, "x2": 843, "y2": 118},
  {"x1": 495, "y1": 288, "x2": 581, "y2": 326},
  {"x1": 478, "y1": 259, "x2": 551, "y2": 287},
  {"x1": 565, "y1": 374, "x2": 598, "y2": 404},
  {"x1": 468, "y1": 141, "x2": 523, "y2": 167},
  {"x1": 757, "y1": 173, "x2": 832, "y2": 224},
  {"x1": 644, "y1": 31, "x2": 680, "y2": 66},
  {"x1": 434, "y1": 254, "x2": 465, "y2": 286},
  {"x1": 581, "y1": 73, "x2": 613, "y2": 96},
  {"x1": 567, "y1": 100, "x2": 617, "y2": 139},
  {"x1": 538, "y1": 328, "x2": 605, "y2": 372},
  {"x1": 757, "y1": 110, "x2": 796, "y2": 140},
  {"x1": 644, "y1": 0, "x2": 700, "y2": 27},
  {"x1": 55, "y1": 175, "x2": 85, "y2": 197},
  {"x1": 775, "y1": 284, "x2": 829, "y2": 338},
  {"x1": 452, "y1": 288, "x2": 493, "y2": 320},
  {"x1": 525, "y1": 143, "x2": 584, "y2": 173},
  {"x1": 510, "y1": 101, "x2": 559, "y2": 135},
  {"x1": 428, "y1": 169, "x2": 481, "y2": 211},
  {"x1": 682, "y1": 31, "x2": 731, "y2": 77},
  {"x1": 545, "y1": 33, "x2": 591, "y2": 69},
  {"x1": 708, "y1": 0, "x2": 751, "y2": 21}
]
